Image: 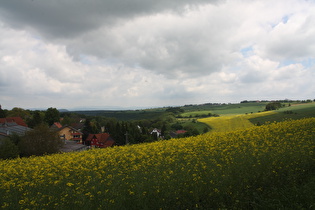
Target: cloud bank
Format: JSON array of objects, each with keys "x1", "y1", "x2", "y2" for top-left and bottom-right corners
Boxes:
[{"x1": 0, "y1": 0, "x2": 314, "y2": 109}]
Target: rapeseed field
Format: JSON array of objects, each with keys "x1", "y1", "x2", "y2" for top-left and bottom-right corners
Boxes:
[
  {"x1": 198, "y1": 111, "x2": 277, "y2": 132},
  {"x1": 1, "y1": 118, "x2": 315, "y2": 209}
]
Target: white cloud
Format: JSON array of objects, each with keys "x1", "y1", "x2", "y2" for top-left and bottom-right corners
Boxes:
[{"x1": 0, "y1": 0, "x2": 315, "y2": 109}]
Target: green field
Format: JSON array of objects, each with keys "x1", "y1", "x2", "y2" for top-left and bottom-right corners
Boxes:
[
  {"x1": 72, "y1": 102, "x2": 269, "y2": 120},
  {"x1": 249, "y1": 103, "x2": 315, "y2": 125},
  {"x1": 181, "y1": 102, "x2": 267, "y2": 117}
]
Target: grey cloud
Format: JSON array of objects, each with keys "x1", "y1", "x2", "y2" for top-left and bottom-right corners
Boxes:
[
  {"x1": 1, "y1": 0, "x2": 315, "y2": 110},
  {"x1": 64, "y1": 6, "x2": 240, "y2": 78},
  {"x1": 0, "y1": 0, "x2": 220, "y2": 38}
]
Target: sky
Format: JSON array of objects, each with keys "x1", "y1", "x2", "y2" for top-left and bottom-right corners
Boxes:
[{"x1": 0, "y1": 0, "x2": 315, "y2": 110}]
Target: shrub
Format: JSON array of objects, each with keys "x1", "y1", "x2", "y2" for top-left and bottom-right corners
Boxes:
[
  {"x1": 0, "y1": 138, "x2": 19, "y2": 159},
  {"x1": 18, "y1": 123, "x2": 62, "y2": 157}
]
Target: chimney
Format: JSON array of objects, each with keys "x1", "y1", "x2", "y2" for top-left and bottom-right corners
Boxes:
[{"x1": 101, "y1": 126, "x2": 105, "y2": 133}]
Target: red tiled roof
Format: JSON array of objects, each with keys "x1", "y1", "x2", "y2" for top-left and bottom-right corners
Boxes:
[
  {"x1": 70, "y1": 122, "x2": 84, "y2": 130},
  {"x1": 53, "y1": 122, "x2": 63, "y2": 129},
  {"x1": 86, "y1": 133, "x2": 115, "y2": 147},
  {"x1": 0, "y1": 117, "x2": 28, "y2": 127},
  {"x1": 176, "y1": 130, "x2": 187, "y2": 134}
]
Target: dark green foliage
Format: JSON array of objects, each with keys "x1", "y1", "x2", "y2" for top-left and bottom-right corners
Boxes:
[
  {"x1": 18, "y1": 124, "x2": 62, "y2": 157},
  {"x1": 0, "y1": 105, "x2": 6, "y2": 118},
  {"x1": 250, "y1": 105, "x2": 315, "y2": 125},
  {"x1": 7, "y1": 107, "x2": 31, "y2": 119},
  {"x1": 44, "y1": 107, "x2": 60, "y2": 126},
  {"x1": 171, "y1": 122, "x2": 183, "y2": 130},
  {"x1": 73, "y1": 110, "x2": 163, "y2": 121},
  {"x1": 8, "y1": 133, "x2": 21, "y2": 145},
  {"x1": 265, "y1": 102, "x2": 282, "y2": 111},
  {"x1": 0, "y1": 138, "x2": 19, "y2": 159},
  {"x1": 26, "y1": 110, "x2": 43, "y2": 128},
  {"x1": 165, "y1": 107, "x2": 184, "y2": 114},
  {"x1": 60, "y1": 115, "x2": 75, "y2": 126}
]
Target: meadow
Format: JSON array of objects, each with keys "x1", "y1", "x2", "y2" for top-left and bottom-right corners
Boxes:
[
  {"x1": 180, "y1": 102, "x2": 267, "y2": 117},
  {"x1": 1, "y1": 118, "x2": 315, "y2": 209},
  {"x1": 249, "y1": 103, "x2": 315, "y2": 125}
]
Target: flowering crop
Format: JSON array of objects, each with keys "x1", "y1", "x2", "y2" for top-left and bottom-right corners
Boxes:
[
  {"x1": 198, "y1": 111, "x2": 276, "y2": 132},
  {"x1": 1, "y1": 118, "x2": 315, "y2": 209}
]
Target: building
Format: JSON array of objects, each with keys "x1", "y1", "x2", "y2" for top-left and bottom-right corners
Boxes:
[
  {"x1": 150, "y1": 128, "x2": 162, "y2": 137},
  {"x1": 0, "y1": 117, "x2": 28, "y2": 127},
  {"x1": 51, "y1": 123, "x2": 83, "y2": 143},
  {"x1": 0, "y1": 117, "x2": 32, "y2": 139},
  {"x1": 85, "y1": 133, "x2": 115, "y2": 148}
]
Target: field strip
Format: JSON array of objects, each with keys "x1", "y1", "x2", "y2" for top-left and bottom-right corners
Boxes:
[{"x1": 198, "y1": 111, "x2": 277, "y2": 132}]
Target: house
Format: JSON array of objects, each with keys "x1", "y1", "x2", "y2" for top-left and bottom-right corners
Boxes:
[
  {"x1": 50, "y1": 122, "x2": 63, "y2": 130},
  {"x1": 150, "y1": 128, "x2": 162, "y2": 137},
  {"x1": 70, "y1": 122, "x2": 84, "y2": 131},
  {"x1": 0, "y1": 118, "x2": 32, "y2": 139},
  {"x1": 169, "y1": 130, "x2": 187, "y2": 138},
  {"x1": 85, "y1": 133, "x2": 115, "y2": 148},
  {"x1": 56, "y1": 125, "x2": 83, "y2": 143},
  {"x1": 175, "y1": 130, "x2": 187, "y2": 135},
  {"x1": 0, "y1": 117, "x2": 28, "y2": 127}
]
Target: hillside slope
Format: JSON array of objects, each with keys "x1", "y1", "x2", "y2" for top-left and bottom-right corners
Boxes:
[{"x1": 1, "y1": 118, "x2": 315, "y2": 209}]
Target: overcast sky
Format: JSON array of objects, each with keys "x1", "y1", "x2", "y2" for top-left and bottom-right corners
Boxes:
[{"x1": 0, "y1": 0, "x2": 314, "y2": 110}]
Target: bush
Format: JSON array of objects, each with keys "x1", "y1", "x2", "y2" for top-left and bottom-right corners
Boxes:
[
  {"x1": 0, "y1": 138, "x2": 19, "y2": 159},
  {"x1": 18, "y1": 124, "x2": 63, "y2": 157},
  {"x1": 265, "y1": 102, "x2": 282, "y2": 111}
]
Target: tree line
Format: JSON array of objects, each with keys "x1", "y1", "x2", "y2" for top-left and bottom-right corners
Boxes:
[{"x1": 1, "y1": 106, "x2": 207, "y2": 159}]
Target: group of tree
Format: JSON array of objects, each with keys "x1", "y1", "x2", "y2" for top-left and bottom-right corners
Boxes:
[
  {"x1": 0, "y1": 105, "x2": 208, "y2": 159},
  {"x1": 0, "y1": 106, "x2": 64, "y2": 159},
  {"x1": 0, "y1": 124, "x2": 63, "y2": 159},
  {"x1": 265, "y1": 102, "x2": 283, "y2": 111},
  {"x1": 0, "y1": 107, "x2": 62, "y2": 128}
]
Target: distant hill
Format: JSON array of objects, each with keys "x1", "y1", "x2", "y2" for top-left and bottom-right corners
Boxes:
[{"x1": 69, "y1": 101, "x2": 315, "y2": 121}]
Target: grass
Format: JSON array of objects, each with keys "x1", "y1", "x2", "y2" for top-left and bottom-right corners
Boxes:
[
  {"x1": 198, "y1": 103, "x2": 315, "y2": 133},
  {"x1": 179, "y1": 119, "x2": 210, "y2": 133},
  {"x1": 249, "y1": 103, "x2": 315, "y2": 125},
  {"x1": 1, "y1": 118, "x2": 315, "y2": 209},
  {"x1": 181, "y1": 102, "x2": 267, "y2": 117}
]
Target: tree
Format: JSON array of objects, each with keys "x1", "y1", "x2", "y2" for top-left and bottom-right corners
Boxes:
[
  {"x1": 0, "y1": 105, "x2": 6, "y2": 118},
  {"x1": 161, "y1": 123, "x2": 167, "y2": 137},
  {"x1": 265, "y1": 102, "x2": 282, "y2": 111},
  {"x1": 8, "y1": 107, "x2": 30, "y2": 119},
  {"x1": 44, "y1": 107, "x2": 60, "y2": 126},
  {"x1": 27, "y1": 110, "x2": 43, "y2": 128},
  {"x1": 165, "y1": 107, "x2": 184, "y2": 114},
  {"x1": 18, "y1": 123, "x2": 62, "y2": 157},
  {"x1": 61, "y1": 115, "x2": 74, "y2": 126},
  {"x1": 0, "y1": 138, "x2": 19, "y2": 159},
  {"x1": 8, "y1": 133, "x2": 22, "y2": 145}
]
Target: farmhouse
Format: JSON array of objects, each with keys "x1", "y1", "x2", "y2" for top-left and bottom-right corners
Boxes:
[
  {"x1": 85, "y1": 133, "x2": 115, "y2": 148},
  {"x1": 150, "y1": 128, "x2": 162, "y2": 137},
  {"x1": 51, "y1": 123, "x2": 83, "y2": 143}
]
